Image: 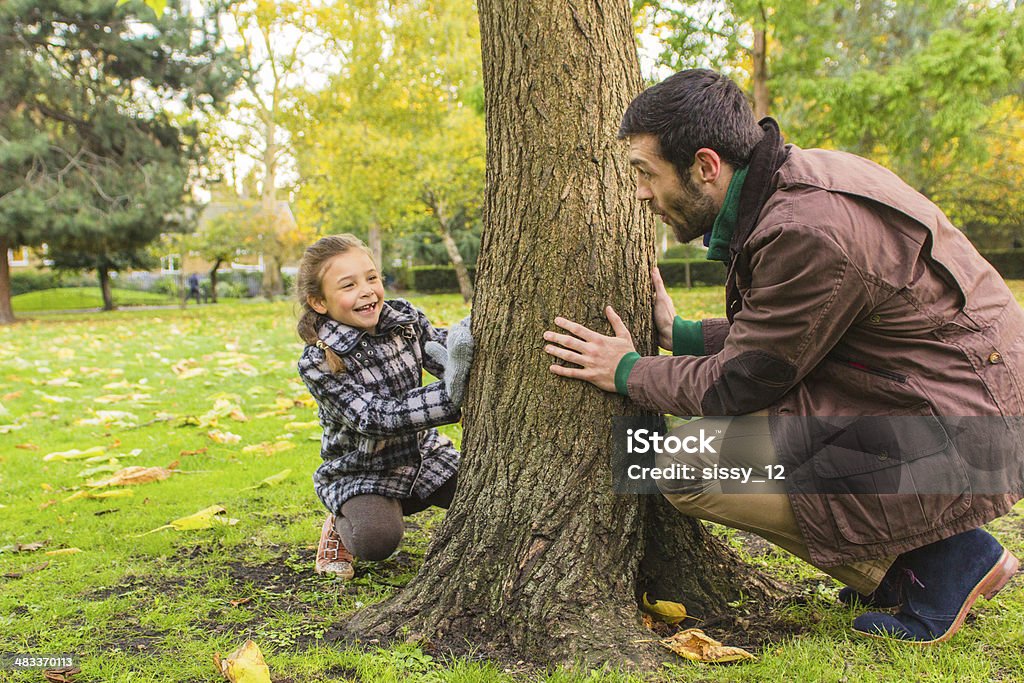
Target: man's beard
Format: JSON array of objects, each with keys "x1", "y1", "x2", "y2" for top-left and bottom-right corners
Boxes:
[{"x1": 663, "y1": 175, "x2": 720, "y2": 244}]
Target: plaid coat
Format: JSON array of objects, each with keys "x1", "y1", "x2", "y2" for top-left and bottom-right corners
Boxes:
[{"x1": 297, "y1": 299, "x2": 461, "y2": 513}]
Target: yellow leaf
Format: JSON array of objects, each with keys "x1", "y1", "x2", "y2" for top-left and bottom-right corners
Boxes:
[
  {"x1": 87, "y1": 466, "x2": 174, "y2": 488},
  {"x1": 659, "y1": 628, "x2": 755, "y2": 663},
  {"x1": 208, "y1": 430, "x2": 241, "y2": 444},
  {"x1": 44, "y1": 446, "x2": 107, "y2": 462},
  {"x1": 91, "y1": 489, "x2": 135, "y2": 499},
  {"x1": 642, "y1": 593, "x2": 689, "y2": 625},
  {"x1": 215, "y1": 639, "x2": 271, "y2": 683},
  {"x1": 244, "y1": 469, "x2": 292, "y2": 490},
  {"x1": 45, "y1": 548, "x2": 83, "y2": 556},
  {"x1": 284, "y1": 421, "x2": 319, "y2": 430},
  {"x1": 241, "y1": 441, "x2": 294, "y2": 455}
]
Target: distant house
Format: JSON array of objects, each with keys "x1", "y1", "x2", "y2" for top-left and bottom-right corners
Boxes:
[{"x1": 162, "y1": 200, "x2": 299, "y2": 277}]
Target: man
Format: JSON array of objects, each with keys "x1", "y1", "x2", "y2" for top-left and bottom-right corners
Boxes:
[{"x1": 542, "y1": 69, "x2": 1024, "y2": 643}]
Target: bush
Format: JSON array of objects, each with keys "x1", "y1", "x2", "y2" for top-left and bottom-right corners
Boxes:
[
  {"x1": 657, "y1": 259, "x2": 728, "y2": 287},
  {"x1": 10, "y1": 271, "x2": 64, "y2": 296},
  {"x1": 662, "y1": 243, "x2": 706, "y2": 260},
  {"x1": 980, "y1": 249, "x2": 1024, "y2": 279},
  {"x1": 409, "y1": 265, "x2": 476, "y2": 293}
]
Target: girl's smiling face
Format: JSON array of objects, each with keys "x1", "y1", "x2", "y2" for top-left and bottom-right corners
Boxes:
[{"x1": 307, "y1": 250, "x2": 385, "y2": 332}]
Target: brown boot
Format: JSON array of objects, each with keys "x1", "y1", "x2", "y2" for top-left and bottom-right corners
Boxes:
[{"x1": 315, "y1": 513, "x2": 354, "y2": 579}]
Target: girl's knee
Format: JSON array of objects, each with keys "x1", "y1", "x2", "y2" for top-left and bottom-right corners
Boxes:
[{"x1": 336, "y1": 509, "x2": 405, "y2": 561}]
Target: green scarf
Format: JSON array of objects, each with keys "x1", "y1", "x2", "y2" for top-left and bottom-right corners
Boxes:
[{"x1": 705, "y1": 165, "x2": 748, "y2": 262}]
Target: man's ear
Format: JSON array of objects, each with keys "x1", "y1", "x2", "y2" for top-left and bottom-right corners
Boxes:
[
  {"x1": 692, "y1": 148, "x2": 723, "y2": 184},
  {"x1": 307, "y1": 295, "x2": 328, "y2": 315}
]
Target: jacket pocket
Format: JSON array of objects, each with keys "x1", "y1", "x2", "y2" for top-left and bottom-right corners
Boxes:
[{"x1": 806, "y1": 409, "x2": 971, "y2": 545}]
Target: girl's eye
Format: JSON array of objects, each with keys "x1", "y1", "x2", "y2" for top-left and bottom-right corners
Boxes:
[
  {"x1": 368, "y1": 275, "x2": 378, "y2": 282},
  {"x1": 342, "y1": 283, "x2": 354, "y2": 289}
]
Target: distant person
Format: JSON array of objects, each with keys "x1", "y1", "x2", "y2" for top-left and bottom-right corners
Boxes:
[
  {"x1": 186, "y1": 273, "x2": 202, "y2": 305},
  {"x1": 295, "y1": 234, "x2": 473, "y2": 579},
  {"x1": 542, "y1": 68, "x2": 1023, "y2": 643}
]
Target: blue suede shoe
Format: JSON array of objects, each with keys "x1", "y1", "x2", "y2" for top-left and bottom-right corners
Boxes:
[
  {"x1": 837, "y1": 564, "x2": 904, "y2": 609},
  {"x1": 852, "y1": 529, "x2": 1019, "y2": 644}
]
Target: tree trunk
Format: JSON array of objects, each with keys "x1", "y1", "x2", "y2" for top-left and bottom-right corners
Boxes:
[
  {"x1": 0, "y1": 237, "x2": 15, "y2": 325},
  {"x1": 209, "y1": 260, "x2": 222, "y2": 304},
  {"x1": 98, "y1": 267, "x2": 115, "y2": 311},
  {"x1": 430, "y1": 199, "x2": 474, "y2": 302},
  {"x1": 347, "y1": 0, "x2": 768, "y2": 669},
  {"x1": 752, "y1": 3, "x2": 771, "y2": 118},
  {"x1": 368, "y1": 222, "x2": 383, "y2": 271}
]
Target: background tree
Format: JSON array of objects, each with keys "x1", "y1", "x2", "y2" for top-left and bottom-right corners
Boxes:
[
  {"x1": 0, "y1": 0, "x2": 237, "y2": 318},
  {"x1": 637, "y1": 0, "x2": 1024, "y2": 246},
  {"x1": 291, "y1": 0, "x2": 484, "y2": 297},
  {"x1": 348, "y1": 0, "x2": 766, "y2": 667},
  {"x1": 222, "y1": 0, "x2": 317, "y2": 298}
]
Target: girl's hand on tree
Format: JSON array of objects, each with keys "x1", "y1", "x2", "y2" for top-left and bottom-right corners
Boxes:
[
  {"x1": 543, "y1": 306, "x2": 636, "y2": 392},
  {"x1": 652, "y1": 267, "x2": 676, "y2": 351}
]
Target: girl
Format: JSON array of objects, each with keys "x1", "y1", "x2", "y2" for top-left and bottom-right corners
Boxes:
[{"x1": 296, "y1": 234, "x2": 471, "y2": 579}]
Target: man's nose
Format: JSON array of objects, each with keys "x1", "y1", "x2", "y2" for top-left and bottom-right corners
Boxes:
[{"x1": 635, "y1": 183, "x2": 652, "y2": 201}]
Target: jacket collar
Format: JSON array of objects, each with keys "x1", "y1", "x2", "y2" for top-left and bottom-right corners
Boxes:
[
  {"x1": 731, "y1": 117, "x2": 789, "y2": 260},
  {"x1": 315, "y1": 300, "x2": 418, "y2": 355},
  {"x1": 724, "y1": 117, "x2": 789, "y2": 322}
]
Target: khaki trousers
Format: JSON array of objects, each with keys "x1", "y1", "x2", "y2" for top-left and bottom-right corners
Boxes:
[{"x1": 657, "y1": 413, "x2": 893, "y2": 595}]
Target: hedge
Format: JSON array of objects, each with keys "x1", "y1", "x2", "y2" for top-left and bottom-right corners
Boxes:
[
  {"x1": 407, "y1": 265, "x2": 476, "y2": 293},
  {"x1": 980, "y1": 249, "x2": 1024, "y2": 279}
]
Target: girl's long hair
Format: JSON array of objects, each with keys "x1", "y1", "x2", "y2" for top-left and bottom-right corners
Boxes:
[{"x1": 296, "y1": 234, "x2": 376, "y2": 373}]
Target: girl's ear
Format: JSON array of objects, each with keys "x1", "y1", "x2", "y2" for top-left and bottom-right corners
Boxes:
[{"x1": 307, "y1": 295, "x2": 328, "y2": 315}]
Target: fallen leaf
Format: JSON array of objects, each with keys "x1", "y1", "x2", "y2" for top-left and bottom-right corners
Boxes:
[
  {"x1": 87, "y1": 466, "x2": 174, "y2": 488},
  {"x1": 16, "y1": 443, "x2": 40, "y2": 450},
  {"x1": 43, "y1": 666, "x2": 81, "y2": 683},
  {"x1": 43, "y1": 446, "x2": 106, "y2": 462},
  {"x1": 216, "y1": 639, "x2": 271, "y2": 683},
  {"x1": 208, "y1": 430, "x2": 241, "y2": 444},
  {"x1": 243, "y1": 469, "x2": 292, "y2": 490},
  {"x1": 241, "y1": 441, "x2": 294, "y2": 455},
  {"x1": 180, "y1": 448, "x2": 208, "y2": 457},
  {"x1": 3, "y1": 561, "x2": 49, "y2": 579},
  {"x1": 284, "y1": 421, "x2": 319, "y2": 430},
  {"x1": 642, "y1": 593, "x2": 689, "y2": 625},
  {"x1": 2, "y1": 391, "x2": 21, "y2": 401},
  {"x1": 229, "y1": 598, "x2": 252, "y2": 606},
  {"x1": 659, "y1": 628, "x2": 755, "y2": 663},
  {"x1": 90, "y1": 490, "x2": 135, "y2": 499},
  {"x1": 45, "y1": 548, "x2": 82, "y2": 556},
  {"x1": 39, "y1": 499, "x2": 58, "y2": 510},
  {"x1": 139, "y1": 505, "x2": 239, "y2": 535},
  {"x1": 0, "y1": 542, "x2": 46, "y2": 553}
]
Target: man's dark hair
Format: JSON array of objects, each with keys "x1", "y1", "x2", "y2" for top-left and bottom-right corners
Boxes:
[{"x1": 618, "y1": 69, "x2": 763, "y2": 177}]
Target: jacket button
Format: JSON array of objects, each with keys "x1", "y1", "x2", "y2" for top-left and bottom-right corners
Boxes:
[
  {"x1": 988, "y1": 352, "x2": 1003, "y2": 364},
  {"x1": 877, "y1": 450, "x2": 889, "y2": 461},
  {"x1": 869, "y1": 314, "x2": 881, "y2": 324}
]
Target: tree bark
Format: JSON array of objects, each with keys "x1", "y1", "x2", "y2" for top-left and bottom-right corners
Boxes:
[
  {"x1": 209, "y1": 259, "x2": 223, "y2": 303},
  {"x1": 427, "y1": 195, "x2": 475, "y2": 302},
  {"x1": 368, "y1": 222, "x2": 383, "y2": 271},
  {"x1": 752, "y1": 3, "x2": 771, "y2": 118},
  {"x1": 347, "y1": 0, "x2": 768, "y2": 669},
  {"x1": 0, "y1": 237, "x2": 15, "y2": 325},
  {"x1": 98, "y1": 267, "x2": 115, "y2": 311}
]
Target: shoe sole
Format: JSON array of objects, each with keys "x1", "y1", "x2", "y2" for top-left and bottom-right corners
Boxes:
[{"x1": 853, "y1": 548, "x2": 1019, "y2": 645}]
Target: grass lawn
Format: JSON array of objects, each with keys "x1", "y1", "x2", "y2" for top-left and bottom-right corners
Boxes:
[
  {"x1": 1, "y1": 288, "x2": 1023, "y2": 682},
  {"x1": 12, "y1": 288, "x2": 175, "y2": 313}
]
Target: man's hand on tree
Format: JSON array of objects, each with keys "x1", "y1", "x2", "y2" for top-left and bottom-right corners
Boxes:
[
  {"x1": 543, "y1": 306, "x2": 637, "y2": 393},
  {"x1": 652, "y1": 266, "x2": 676, "y2": 351}
]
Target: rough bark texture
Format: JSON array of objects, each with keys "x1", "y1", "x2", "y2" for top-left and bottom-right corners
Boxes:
[
  {"x1": 752, "y1": 3, "x2": 770, "y2": 118},
  {"x1": 347, "y1": 0, "x2": 769, "y2": 669},
  {"x1": 0, "y1": 237, "x2": 14, "y2": 324},
  {"x1": 98, "y1": 267, "x2": 114, "y2": 311},
  {"x1": 209, "y1": 260, "x2": 223, "y2": 304},
  {"x1": 368, "y1": 223, "x2": 383, "y2": 274}
]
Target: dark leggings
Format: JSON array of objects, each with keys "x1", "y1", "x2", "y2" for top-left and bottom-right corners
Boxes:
[{"x1": 334, "y1": 475, "x2": 458, "y2": 561}]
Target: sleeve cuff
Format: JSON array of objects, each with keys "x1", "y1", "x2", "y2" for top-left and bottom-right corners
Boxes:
[
  {"x1": 672, "y1": 317, "x2": 705, "y2": 356},
  {"x1": 614, "y1": 352, "x2": 642, "y2": 396}
]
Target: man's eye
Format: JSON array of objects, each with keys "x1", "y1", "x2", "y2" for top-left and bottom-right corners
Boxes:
[
  {"x1": 342, "y1": 283, "x2": 354, "y2": 289},
  {"x1": 368, "y1": 275, "x2": 378, "y2": 282}
]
